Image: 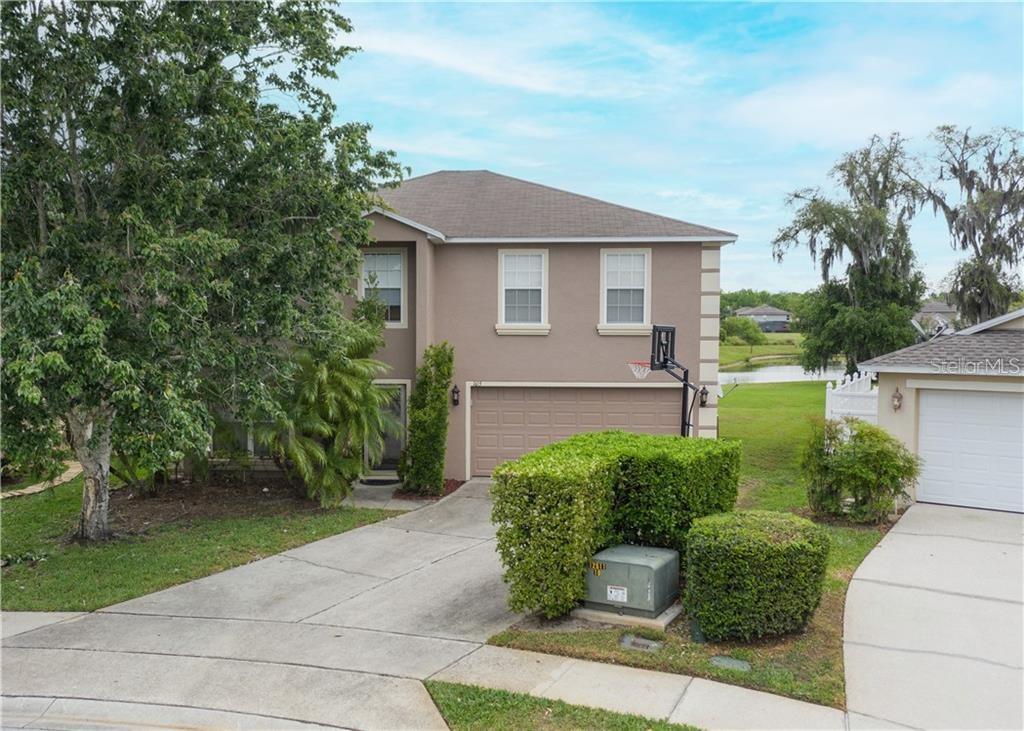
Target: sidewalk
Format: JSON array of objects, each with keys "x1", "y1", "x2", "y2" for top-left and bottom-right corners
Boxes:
[
  {"x1": 0, "y1": 463, "x2": 82, "y2": 500},
  {"x1": 433, "y1": 645, "x2": 849, "y2": 730}
]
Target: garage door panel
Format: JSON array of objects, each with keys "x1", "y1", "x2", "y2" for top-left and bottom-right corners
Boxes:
[
  {"x1": 553, "y1": 411, "x2": 579, "y2": 426},
  {"x1": 526, "y1": 410, "x2": 551, "y2": 426},
  {"x1": 501, "y1": 411, "x2": 525, "y2": 426},
  {"x1": 474, "y1": 434, "x2": 498, "y2": 449},
  {"x1": 579, "y1": 412, "x2": 604, "y2": 427},
  {"x1": 917, "y1": 390, "x2": 1023, "y2": 513},
  {"x1": 471, "y1": 386, "x2": 684, "y2": 475},
  {"x1": 474, "y1": 410, "x2": 499, "y2": 426},
  {"x1": 606, "y1": 412, "x2": 630, "y2": 427}
]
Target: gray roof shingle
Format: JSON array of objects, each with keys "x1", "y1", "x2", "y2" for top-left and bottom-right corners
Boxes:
[
  {"x1": 860, "y1": 331, "x2": 1024, "y2": 376},
  {"x1": 376, "y1": 170, "x2": 736, "y2": 240}
]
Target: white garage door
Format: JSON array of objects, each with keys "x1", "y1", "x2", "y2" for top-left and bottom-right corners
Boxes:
[
  {"x1": 917, "y1": 389, "x2": 1024, "y2": 513},
  {"x1": 471, "y1": 386, "x2": 683, "y2": 476}
]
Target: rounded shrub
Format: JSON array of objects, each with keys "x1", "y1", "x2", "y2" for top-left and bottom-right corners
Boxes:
[
  {"x1": 685, "y1": 510, "x2": 829, "y2": 641},
  {"x1": 802, "y1": 417, "x2": 920, "y2": 523}
]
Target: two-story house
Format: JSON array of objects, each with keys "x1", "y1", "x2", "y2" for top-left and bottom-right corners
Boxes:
[{"x1": 359, "y1": 171, "x2": 736, "y2": 481}]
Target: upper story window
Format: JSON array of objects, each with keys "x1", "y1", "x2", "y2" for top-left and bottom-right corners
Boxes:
[
  {"x1": 600, "y1": 249, "x2": 652, "y2": 333},
  {"x1": 496, "y1": 250, "x2": 549, "y2": 335},
  {"x1": 361, "y1": 250, "x2": 406, "y2": 328}
]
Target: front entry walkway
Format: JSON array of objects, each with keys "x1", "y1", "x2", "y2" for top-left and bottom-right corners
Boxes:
[{"x1": 844, "y1": 503, "x2": 1024, "y2": 729}]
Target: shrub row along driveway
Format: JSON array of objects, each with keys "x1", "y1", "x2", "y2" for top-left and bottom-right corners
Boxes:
[{"x1": 2, "y1": 479, "x2": 515, "y2": 730}]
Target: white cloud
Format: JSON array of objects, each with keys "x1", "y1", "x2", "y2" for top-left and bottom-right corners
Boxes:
[
  {"x1": 346, "y1": 4, "x2": 703, "y2": 99},
  {"x1": 728, "y1": 72, "x2": 1009, "y2": 148}
]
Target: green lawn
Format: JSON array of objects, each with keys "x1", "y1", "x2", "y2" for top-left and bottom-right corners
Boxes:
[
  {"x1": 1, "y1": 476, "x2": 394, "y2": 611},
  {"x1": 426, "y1": 681, "x2": 698, "y2": 731},
  {"x1": 725, "y1": 380, "x2": 823, "y2": 511},
  {"x1": 720, "y1": 332, "x2": 803, "y2": 368},
  {"x1": 490, "y1": 380, "x2": 885, "y2": 709}
]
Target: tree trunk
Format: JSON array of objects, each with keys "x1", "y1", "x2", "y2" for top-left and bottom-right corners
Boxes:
[{"x1": 66, "y1": 406, "x2": 114, "y2": 541}]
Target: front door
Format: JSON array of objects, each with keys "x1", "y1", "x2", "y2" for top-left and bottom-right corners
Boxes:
[{"x1": 368, "y1": 384, "x2": 406, "y2": 474}]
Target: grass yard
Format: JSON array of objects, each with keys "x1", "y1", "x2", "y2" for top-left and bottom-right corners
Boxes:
[
  {"x1": 1, "y1": 475, "x2": 394, "y2": 611},
  {"x1": 426, "y1": 681, "x2": 698, "y2": 731},
  {"x1": 490, "y1": 380, "x2": 885, "y2": 709},
  {"x1": 719, "y1": 332, "x2": 803, "y2": 369}
]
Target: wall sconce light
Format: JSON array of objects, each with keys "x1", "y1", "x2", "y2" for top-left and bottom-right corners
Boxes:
[
  {"x1": 451, "y1": 384, "x2": 460, "y2": 407},
  {"x1": 891, "y1": 387, "x2": 903, "y2": 412},
  {"x1": 698, "y1": 386, "x2": 709, "y2": 408}
]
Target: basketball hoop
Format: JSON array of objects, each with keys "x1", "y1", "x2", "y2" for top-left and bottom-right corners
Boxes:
[{"x1": 627, "y1": 360, "x2": 652, "y2": 381}]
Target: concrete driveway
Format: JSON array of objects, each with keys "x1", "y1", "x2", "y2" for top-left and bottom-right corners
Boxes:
[
  {"x1": 2, "y1": 478, "x2": 518, "y2": 730},
  {"x1": 844, "y1": 503, "x2": 1024, "y2": 730}
]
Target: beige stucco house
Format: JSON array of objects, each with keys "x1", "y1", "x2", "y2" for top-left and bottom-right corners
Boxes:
[
  {"x1": 860, "y1": 307, "x2": 1024, "y2": 513},
  {"x1": 359, "y1": 170, "x2": 736, "y2": 480}
]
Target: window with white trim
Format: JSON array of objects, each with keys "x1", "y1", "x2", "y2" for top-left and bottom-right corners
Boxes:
[
  {"x1": 362, "y1": 251, "x2": 404, "y2": 325},
  {"x1": 501, "y1": 252, "x2": 546, "y2": 324},
  {"x1": 603, "y1": 251, "x2": 649, "y2": 324}
]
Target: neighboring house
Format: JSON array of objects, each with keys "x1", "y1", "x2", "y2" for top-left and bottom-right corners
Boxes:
[
  {"x1": 361, "y1": 170, "x2": 736, "y2": 479},
  {"x1": 860, "y1": 307, "x2": 1024, "y2": 513},
  {"x1": 734, "y1": 304, "x2": 791, "y2": 332},
  {"x1": 914, "y1": 297, "x2": 958, "y2": 332}
]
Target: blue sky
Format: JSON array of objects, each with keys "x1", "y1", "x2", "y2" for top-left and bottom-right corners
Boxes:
[{"x1": 327, "y1": 2, "x2": 1023, "y2": 292}]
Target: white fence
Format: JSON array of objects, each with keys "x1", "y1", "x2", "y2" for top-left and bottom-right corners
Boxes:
[{"x1": 825, "y1": 372, "x2": 878, "y2": 424}]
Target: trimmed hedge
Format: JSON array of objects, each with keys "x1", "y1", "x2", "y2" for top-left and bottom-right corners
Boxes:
[
  {"x1": 685, "y1": 510, "x2": 829, "y2": 641},
  {"x1": 492, "y1": 431, "x2": 741, "y2": 618}
]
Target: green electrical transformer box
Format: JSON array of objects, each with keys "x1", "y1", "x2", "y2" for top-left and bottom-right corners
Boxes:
[{"x1": 584, "y1": 545, "x2": 679, "y2": 618}]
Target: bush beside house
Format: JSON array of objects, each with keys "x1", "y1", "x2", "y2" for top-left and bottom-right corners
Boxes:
[
  {"x1": 399, "y1": 342, "x2": 454, "y2": 495},
  {"x1": 719, "y1": 316, "x2": 766, "y2": 347},
  {"x1": 492, "y1": 431, "x2": 741, "y2": 618},
  {"x1": 802, "y1": 417, "x2": 921, "y2": 523},
  {"x1": 685, "y1": 510, "x2": 829, "y2": 641}
]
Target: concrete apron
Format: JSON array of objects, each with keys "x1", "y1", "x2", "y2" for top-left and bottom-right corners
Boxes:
[
  {"x1": 844, "y1": 503, "x2": 1024, "y2": 730},
  {"x1": 2, "y1": 479, "x2": 513, "y2": 731}
]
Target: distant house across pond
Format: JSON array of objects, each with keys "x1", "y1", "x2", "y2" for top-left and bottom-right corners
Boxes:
[
  {"x1": 734, "y1": 305, "x2": 792, "y2": 332},
  {"x1": 914, "y1": 298, "x2": 958, "y2": 332}
]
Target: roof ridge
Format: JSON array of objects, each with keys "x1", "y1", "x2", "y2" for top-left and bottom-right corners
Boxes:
[{"x1": 474, "y1": 170, "x2": 736, "y2": 238}]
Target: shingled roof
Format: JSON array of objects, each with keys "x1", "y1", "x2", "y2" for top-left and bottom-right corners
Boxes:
[
  {"x1": 736, "y1": 305, "x2": 791, "y2": 316},
  {"x1": 860, "y1": 331, "x2": 1024, "y2": 376},
  {"x1": 374, "y1": 170, "x2": 737, "y2": 241}
]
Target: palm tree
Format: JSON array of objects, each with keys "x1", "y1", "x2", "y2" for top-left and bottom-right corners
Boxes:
[{"x1": 255, "y1": 348, "x2": 399, "y2": 506}]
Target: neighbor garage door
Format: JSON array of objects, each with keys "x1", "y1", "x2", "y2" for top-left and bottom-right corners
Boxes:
[
  {"x1": 917, "y1": 389, "x2": 1024, "y2": 513},
  {"x1": 470, "y1": 386, "x2": 683, "y2": 476}
]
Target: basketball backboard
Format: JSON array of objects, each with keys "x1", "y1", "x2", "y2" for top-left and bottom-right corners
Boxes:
[{"x1": 650, "y1": 325, "x2": 676, "y2": 370}]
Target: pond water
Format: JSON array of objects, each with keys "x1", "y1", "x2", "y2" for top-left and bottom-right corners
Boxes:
[{"x1": 719, "y1": 363, "x2": 846, "y2": 385}]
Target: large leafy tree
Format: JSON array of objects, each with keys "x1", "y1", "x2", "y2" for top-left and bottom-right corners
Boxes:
[
  {"x1": 1, "y1": 1, "x2": 402, "y2": 539},
  {"x1": 774, "y1": 134, "x2": 924, "y2": 372},
  {"x1": 910, "y1": 126, "x2": 1024, "y2": 325}
]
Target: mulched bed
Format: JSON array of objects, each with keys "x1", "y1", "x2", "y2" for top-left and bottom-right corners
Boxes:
[
  {"x1": 1, "y1": 473, "x2": 39, "y2": 493},
  {"x1": 108, "y1": 470, "x2": 325, "y2": 535}
]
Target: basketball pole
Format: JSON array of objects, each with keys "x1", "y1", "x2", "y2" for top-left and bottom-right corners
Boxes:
[{"x1": 659, "y1": 358, "x2": 694, "y2": 436}]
